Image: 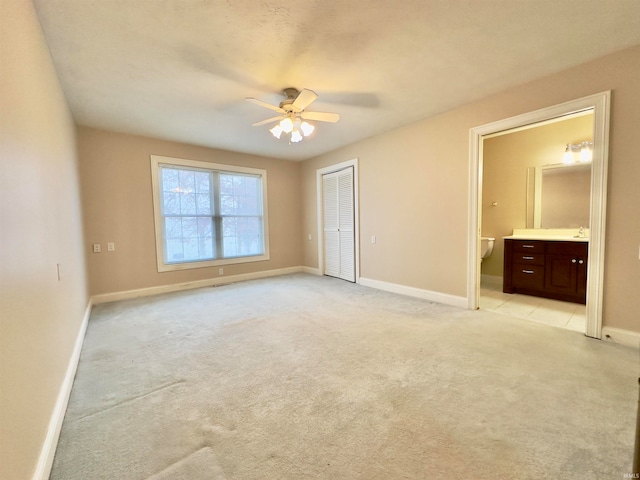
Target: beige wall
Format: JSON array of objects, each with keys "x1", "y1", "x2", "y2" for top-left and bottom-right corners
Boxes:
[
  {"x1": 0, "y1": 1, "x2": 89, "y2": 478},
  {"x1": 78, "y1": 127, "x2": 302, "y2": 296},
  {"x1": 481, "y1": 114, "x2": 594, "y2": 277},
  {"x1": 302, "y1": 44, "x2": 640, "y2": 333},
  {"x1": 302, "y1": 118, "x2": 470, "y2": 296}
]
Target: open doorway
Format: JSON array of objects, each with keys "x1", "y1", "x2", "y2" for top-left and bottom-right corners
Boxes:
[
  {"x1": 468, "y1": 92, "x2": 610, "y2": 339},
  {"x1": 479, "y1": 111, "x2": 593, "y2": 332}
]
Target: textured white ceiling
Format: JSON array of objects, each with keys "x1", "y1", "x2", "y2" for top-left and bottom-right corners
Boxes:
[{"x1": 34, "y1": 0, "x2": 640, "y2": 161}]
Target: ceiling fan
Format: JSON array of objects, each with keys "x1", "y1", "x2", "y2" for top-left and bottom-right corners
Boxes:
[{"x1": 246, "y1": 88, "x2": 340, "y2": 143}]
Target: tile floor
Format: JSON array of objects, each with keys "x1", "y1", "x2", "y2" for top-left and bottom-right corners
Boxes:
[{"x1": 480, "y1": 281, "x2": 586, "y2": 333}]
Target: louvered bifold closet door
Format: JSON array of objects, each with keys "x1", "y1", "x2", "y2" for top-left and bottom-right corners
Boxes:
[
  {"x1": 337, "y1": 169, "x2": 355, "y2": 282},
  {"x1": 322, "y1": 167, "x2": 355, "y2": 282},
  {"x1": 323, "y1": 173, "x2": 340, "y2": 278}
]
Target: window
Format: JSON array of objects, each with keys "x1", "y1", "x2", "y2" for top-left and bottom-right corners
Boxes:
[{"x1": 150, "y1": 155, "x2": 269, "y2": 272}]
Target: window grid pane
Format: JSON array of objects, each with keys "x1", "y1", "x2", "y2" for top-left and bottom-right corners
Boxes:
[
  {"x1": 222, "y1": 216, "x2": 263, "y2": 257},
  {"x1": 220, "y1": 173, "x2": 261, "y2": 216},
  {"x1": 158, "y1": 164, "x2": 264, "y2": 266},
  {"x1": 164, "y1": 216, "x2": 215, "y2": 263}
]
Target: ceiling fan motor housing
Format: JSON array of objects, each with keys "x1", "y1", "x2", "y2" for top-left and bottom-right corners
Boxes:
[
  {"x1": 246, "y1": 87, "x2": 339, "y2": 128},
  {"x1": 280, "y1": 88, "x2": 301, "y2": 113}
]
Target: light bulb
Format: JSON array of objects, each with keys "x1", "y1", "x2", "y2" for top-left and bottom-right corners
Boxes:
[
  {"x1": 269, "y1": 124, "x2": 283, "y2": 139},
  {"x1": 562, "y1": 145, "x2": 574, "y2": 165},
  {"x1": 579, "y1": 143, "x2": 592, "y2": 163},
  {"x1": 280, "y1": 117, "x2": 294, "y2": 133},
  {"x1": 300, "y1": 121, "x2": 315, "y2": 137},
  {"x1": 290, "y1": 130, "x2": 303, "y2": 143}
]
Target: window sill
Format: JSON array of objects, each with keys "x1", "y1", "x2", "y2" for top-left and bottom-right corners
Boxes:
[{"x1": 157, "y1": 253, "x2": 270, "y2": 272}]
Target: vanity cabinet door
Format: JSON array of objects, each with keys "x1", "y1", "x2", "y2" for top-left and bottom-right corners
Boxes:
[
  {"x1": 576, "y1": 257, "x2": 587, "y2": 299},
  {"x1": 544, "y1": 254, "x2": 579, "y2": 295},
  {"x1": 544, "y1": 242, "x2": 588, "y2": 301}
]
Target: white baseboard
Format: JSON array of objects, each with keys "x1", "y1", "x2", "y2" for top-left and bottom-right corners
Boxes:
[
  {"x1": 91, "y1": 266, "x2": 305, "y2": 304},
  {"x1": 32, "y1": 300, "x2": 92, "y2": 480},
  {"x1": 301, "y1": 266, "x2": 321, "y2": 276},
  {"x1": 601, "y1": 326, "x2": 640, "y2": 349},
  {"x1": 359, "y1": 277, "x2": 468, "y2": 309}
]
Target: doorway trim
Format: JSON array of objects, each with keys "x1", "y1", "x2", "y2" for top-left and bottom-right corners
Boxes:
[
  {"x1": 316, "y1": 158, "x2": 360, "y2": 281},
  {"x1": 467, "y1": 91, "x2": 610, "y2": 339}
]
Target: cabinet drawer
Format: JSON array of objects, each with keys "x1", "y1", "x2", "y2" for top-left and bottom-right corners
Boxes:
[
  {"x1": 512, "y1": 264, "x2": 544, "y2": 290},
  {"x1": 512, "y1": 240, "x2": 545, "y2": 253},
  {"x1": 512, "y1": 252, "x2": 544, "y2": 265}
]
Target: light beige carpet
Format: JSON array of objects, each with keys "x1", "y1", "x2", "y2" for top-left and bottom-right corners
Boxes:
[{"x1": 50, "y1": 273, "x2": 638, "y2": 479}]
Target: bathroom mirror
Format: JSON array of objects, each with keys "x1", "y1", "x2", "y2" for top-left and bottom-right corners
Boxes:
[{"x1": 526, "y1": 163, "x2": 591, "y2": 228}]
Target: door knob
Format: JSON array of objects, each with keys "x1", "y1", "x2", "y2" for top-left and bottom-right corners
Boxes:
[
  {"x1": 571, "y1": 259, "x2": 577, "y2": 263},
  {"x1": 578, "y1": 259, "x2": 584, "y2": 264}
]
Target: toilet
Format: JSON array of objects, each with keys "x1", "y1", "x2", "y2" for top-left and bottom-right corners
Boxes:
[{"x1": 480, "y1": 237, "x2": 495, "y2": 262}]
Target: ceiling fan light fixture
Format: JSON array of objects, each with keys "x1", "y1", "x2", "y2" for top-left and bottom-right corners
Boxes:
[
  {"x1": 280, "y1": 117, "x2": 294, "y2": 133},
  {"x1": 269, "y1": 124, "x2": 283, "y2": 139},
  {"x1": 290, "y1": 130, "x2": 303, "y2": 143},
  {"x1": 300, "y1": 121, "x2": 315, "y2": 137},
  {"x1": 247, "y1": 88, "x2": 340, "y2": 145}
]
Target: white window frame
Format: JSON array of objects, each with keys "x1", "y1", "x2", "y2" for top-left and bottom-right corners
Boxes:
[{"x1": 150, "y1": 155, "x2": 270, "y2": 272}]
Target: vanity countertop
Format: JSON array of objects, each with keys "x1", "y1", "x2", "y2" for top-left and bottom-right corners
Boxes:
[
  {"x1": 502, "y1": 228, "x2": 589, "y2": 242},
  {"x1": 503, "y1": 235, "x2": 589, "y2": 242}
]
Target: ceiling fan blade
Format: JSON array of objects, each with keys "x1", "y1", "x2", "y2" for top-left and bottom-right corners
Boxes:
[
  {"x1": 292, "y1": 89, "x2": 318, "y2": 111},
  {"x1": 252, "y1": 116, "x2": 283, "y2": 127},
  {"x1": 246, "y1": 97, "x2": 285, "y2": 113},
  {"x1": 300, "y1": 111, "x2": 340, "y2": 123}
]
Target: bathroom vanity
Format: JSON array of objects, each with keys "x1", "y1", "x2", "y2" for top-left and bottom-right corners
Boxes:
[{"x1": 503, "y1": 233, "x2": 588, "y2": 304}]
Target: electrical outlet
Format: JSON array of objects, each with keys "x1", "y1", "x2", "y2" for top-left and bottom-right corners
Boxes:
[
  {"x1": 107, "y1": 242, "x2": 115, "y2": 252},
  {"x1": 371, "y1": 235, "x2": 376, "y2": 244},
  {"x1": 218, "y1": 268, "x2": 224, "y2": 275},
  {"x1": 92, "y1": 243, "x2": 101, "y2": 253}
]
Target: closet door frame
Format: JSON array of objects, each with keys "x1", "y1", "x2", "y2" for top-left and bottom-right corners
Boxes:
[{"x1": 316, "y1": 158, "x2": 360, "y2": 282}]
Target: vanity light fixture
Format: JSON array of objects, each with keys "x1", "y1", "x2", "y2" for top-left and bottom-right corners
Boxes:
[
  {"x1": 579, "y1": 143, "x2": 592, "y2": 163},
  {"x1": 562, "y1": 141, "x2": 593, "y2": 165}
]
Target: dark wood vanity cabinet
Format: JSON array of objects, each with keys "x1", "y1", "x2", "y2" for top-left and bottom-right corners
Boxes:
[{"x1": 503, "y1": 239, "x2": 587, "y2": 304}]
